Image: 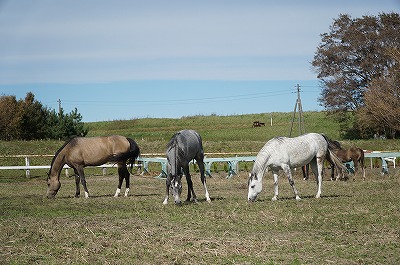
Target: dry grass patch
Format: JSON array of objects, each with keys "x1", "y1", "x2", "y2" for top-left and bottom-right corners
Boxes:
[{"x1": 1, "y1": 168, "x2": 399, "y2": 264}]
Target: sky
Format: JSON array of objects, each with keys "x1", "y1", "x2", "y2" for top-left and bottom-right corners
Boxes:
[{"x1": 0, "y1": 0, "x2": 399, "y2": 122}]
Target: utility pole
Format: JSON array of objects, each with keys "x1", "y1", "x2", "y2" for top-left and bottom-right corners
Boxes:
[
  {"x1": 289, "y1": 84, "x2": 306, "y2": 137},
  {"x1": 58, "y1": 99, "x2": 62, "y2": 115}
]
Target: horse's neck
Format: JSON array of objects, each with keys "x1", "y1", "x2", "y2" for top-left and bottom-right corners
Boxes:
[
  {"x1": 253, "y1": 151, "x2": 270, "y2": 178},
  {"x1": 168, "y1": 147, "x2": 181, "y2": 175},
  {"x1": 50, "y1": 152, "x2": 66, "y2": 178}
]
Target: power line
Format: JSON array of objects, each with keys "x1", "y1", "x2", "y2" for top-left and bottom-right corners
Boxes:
[{"x1": 61, "y1": 89, "x2": 296, "y2": 106}]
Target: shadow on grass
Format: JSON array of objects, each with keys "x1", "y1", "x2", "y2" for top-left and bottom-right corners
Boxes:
[{"x1": 254, "y1": 193, "x2": 352, "y2": 202}]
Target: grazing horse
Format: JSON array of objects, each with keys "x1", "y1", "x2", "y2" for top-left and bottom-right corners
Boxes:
[
  {"x1": 46, "y1": 135, "x2": 140, "y2": 198},
  {"x1": 248, "y1": 133, "x2": 346, "y2": 201},
  {"x1": 329, "y1": 140, "x2": 365, "y2": 180},
  {"x1": 163, "y1": 129, "x2": 211, "y2": 205}
]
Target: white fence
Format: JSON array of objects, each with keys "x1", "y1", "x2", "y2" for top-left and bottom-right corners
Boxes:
[{"x1": 0, "y1": 151, "x2": 398, "y2": 178}]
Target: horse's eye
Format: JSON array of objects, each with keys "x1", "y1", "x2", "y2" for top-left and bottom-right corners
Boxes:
[{"x1": 250, "y1": 185, "x2": 255, "y2": 189}]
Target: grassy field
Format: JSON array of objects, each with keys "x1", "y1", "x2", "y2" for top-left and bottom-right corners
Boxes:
[
  {"x1": 1, "y1": 112, "x2": 400, "y2": 264},
  {"x1": 1, "y1": 168, "x2": 399, "y2": 264}
]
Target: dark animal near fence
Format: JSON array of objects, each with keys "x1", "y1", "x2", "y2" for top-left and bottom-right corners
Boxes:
[
  {"x1": 253, "y1": 121, "x2": 265, "y2": 127},
  {"x1": 163, "y1": 129, "x2": 211, "y2": 205},
  {"x1": 46, "y1": 135, "x2": 140, "y2": 198}
]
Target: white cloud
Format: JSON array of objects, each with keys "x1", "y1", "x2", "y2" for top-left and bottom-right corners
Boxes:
[{"x1": 0, "y1": 0, "x2": 398, "y2": 84}]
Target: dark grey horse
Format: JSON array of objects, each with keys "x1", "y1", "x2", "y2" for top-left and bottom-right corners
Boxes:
[{"x1": 163, "y1": 130, "x2": 211, "y2": 205}]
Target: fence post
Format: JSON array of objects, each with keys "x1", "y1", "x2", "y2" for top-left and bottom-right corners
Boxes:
[{"x1": 25, "y1": 156, "x2": 30, "y2": 178}]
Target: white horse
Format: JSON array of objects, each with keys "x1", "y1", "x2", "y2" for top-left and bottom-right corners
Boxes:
[{"x1": 248, "y1": 133, "x2": 345, "y2": 201}]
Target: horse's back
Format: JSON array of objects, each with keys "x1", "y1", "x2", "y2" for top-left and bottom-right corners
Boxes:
[
  {"x1": 66, "y1": 135, "x2": 132, "y2": 165},
  {"x1": 262, "y1": 133, "x2": 327, "y2": 168},
  {"x1": 170, "y1": 130, "x2": 204, "y2": 161}
]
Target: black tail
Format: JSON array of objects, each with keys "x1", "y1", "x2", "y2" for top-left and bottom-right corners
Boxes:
[
  {"x1": 126, "y1": 138, "x2": 140, "y2": 173},
  {"x1": 111, "y1": 137, "x2": 140, "y2": 173}
]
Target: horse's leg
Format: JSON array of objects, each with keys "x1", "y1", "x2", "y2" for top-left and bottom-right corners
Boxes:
[
  {"x1": 74, "y1": 169, "x2": 80, "y2": 198},
  {"x1": 114, "y1": 165, "x2": 124, "y2": 197},
  {"x1": 124, "y1": 165, "x2": 130, "y2": 197},
  {"x1": 325, "y1": 154, "x2": 336, "y2": 181},
  {"x1": 163, "y1": 176, "x2": 171, "y2": 205},
  {"x1": 183, "y1": 164, "x2": 196, "y2": 202},
  {"x1": 115, "y1": 163, "x2": 130, "y2": 197},
  {"x1": 360, "y1": 158, "x2": 366, "y2": 180},
  {"x1": 197, "y1": 158, "x2": 211, "y2": 202},
  {"x1": 272, "y1": 170, "x2": 279, "y2": 201},
  {"x1": 330, "y1": 164, "x2": 335, "y2": 181},
  {"x1": 302, "y1": 164, "x2": 309, "y2": 180},
  {"x1": 282, "y1": 165, "x2": 300, "y2": 200},
  {"x1": 75, "y1": 165, "x2": 89, "y2": 198},
  {"x1": 310, "y1": 157, "x2": 323, "y2": 198},
  {"x1": 352, "y1": 159, "x2": 359, "y2": 181}
]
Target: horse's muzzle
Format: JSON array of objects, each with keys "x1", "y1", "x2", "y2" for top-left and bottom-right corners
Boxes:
[{"x1": 248, "y1": 197, "x2": 256, "y2": 202}]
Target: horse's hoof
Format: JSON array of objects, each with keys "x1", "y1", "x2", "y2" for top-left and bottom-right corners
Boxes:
[
  {"x1": 271, "y1": 196, "x2": 278, "y2": 201},
  {"x1": 295, "y1": 196, "x2": 301, "y2": 201}
]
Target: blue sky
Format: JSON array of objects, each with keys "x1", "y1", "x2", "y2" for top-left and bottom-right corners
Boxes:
[{"x1": 0, "y1": 0, "x2": 399, "y2": 122}]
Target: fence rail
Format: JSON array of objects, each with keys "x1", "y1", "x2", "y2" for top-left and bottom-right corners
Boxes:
[{"x1": 0, "y1": 152, "x2": 398, "y2": 178}]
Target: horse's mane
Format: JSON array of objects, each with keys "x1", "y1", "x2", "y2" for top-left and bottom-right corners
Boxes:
[
  {"x1": 166, "y1": 132, "x2": 185, "y2": 164},
  {"x1": 49, "y1": 137, "x2": 78, "y2": 173}
]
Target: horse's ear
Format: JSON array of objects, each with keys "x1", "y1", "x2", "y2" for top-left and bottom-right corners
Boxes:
[{"x1": 249, "y1": 172, "x2": 258, "y2": 181}]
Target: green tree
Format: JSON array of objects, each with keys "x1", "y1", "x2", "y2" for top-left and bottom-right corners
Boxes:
[
  {"x1": 356, "y1": 49, "x2": 400, "y2": 139},
  {"x1": 47, "y1": 107, "x2": 88, "y2": 140},
  {"x1": 0, "y1": 92, "x2": 88, "y2": 140},
  {"x1": 19, "y1": 92, "x2": 50, "y2": 140},
  {"x1": 312, "y1": 12, "x2": 400, "y2": 138},
  {"x1": 0, "y1": 95, "x2": 23, "y2": 140}
]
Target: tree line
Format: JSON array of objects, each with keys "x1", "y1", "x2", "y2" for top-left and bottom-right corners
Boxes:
[
  {"x1": 312, "y1": 12, "x2": 399, "y2": 139},
  {"x1": 0, "y1": 92, "x2": 88, "y2": 140}
]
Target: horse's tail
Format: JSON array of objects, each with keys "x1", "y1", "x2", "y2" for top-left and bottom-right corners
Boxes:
[
  {"x1": 126, "y1": 138, "x2": 141, "y2": 173},
  {"x1": 321, "y1": 134, "x2": 347, "y2": 174}
]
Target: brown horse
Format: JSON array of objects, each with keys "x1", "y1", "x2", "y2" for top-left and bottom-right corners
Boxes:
[
  {"x1": 47, "y1": 135, "x2": 140, "y2": 198},
  {"x1": 329, "y1": 140, "x2": 365, "y2": 180}
]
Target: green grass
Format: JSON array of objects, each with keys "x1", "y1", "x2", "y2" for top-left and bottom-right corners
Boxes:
[
  {"x1": 1, "y1": 111, "x2": 400, "y2": 264},
  {"x1": 1, "y1": 169, "x2": 399, "y2": 264},
  {"x1": 1, "y1": 111, "x2": 399, "y2": 180}
]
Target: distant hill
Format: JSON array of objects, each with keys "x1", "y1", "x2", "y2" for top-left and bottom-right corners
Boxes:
[
  {"x1": 86, "y1": 111, "x2": 340, "y2": 154},
  {"x1": 0, "y1": 111, "x2": 398, "y2": 158}
]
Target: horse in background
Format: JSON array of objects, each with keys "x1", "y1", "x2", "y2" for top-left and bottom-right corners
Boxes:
[
  {"x1": 329, "y1": 140, "x2": 365, "y2": 180},
  {"x1": 163, "y1": 129, "x2": 211, "y2": 205},
  {"x1": 248, "y1": 133, "x2": 346, "y2": 201},
  {"x1": 46, "y1": 135, "x2": 140, "y2": 198}
]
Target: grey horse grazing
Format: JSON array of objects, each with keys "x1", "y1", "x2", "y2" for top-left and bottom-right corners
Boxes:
[
  {"x1": 163, "y1": 130, "x2": 211, "y2": 205},
  {"x1": 47, "y1": 135, "x2": 140, "y2": 198},
  {"x1": 248, "y1": 133, "x2": 345, "y2": 201}
]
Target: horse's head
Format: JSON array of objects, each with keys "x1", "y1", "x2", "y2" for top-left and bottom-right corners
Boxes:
[
  {"x1": 248, "y1": 172, "x2": 262, "y2": 202},
  {"x1": 170, "y1": 174, "x2": 183, "y2": 205},
  {"x1": 46, "y1": 173, "x2": 61, "y2": 199}
]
